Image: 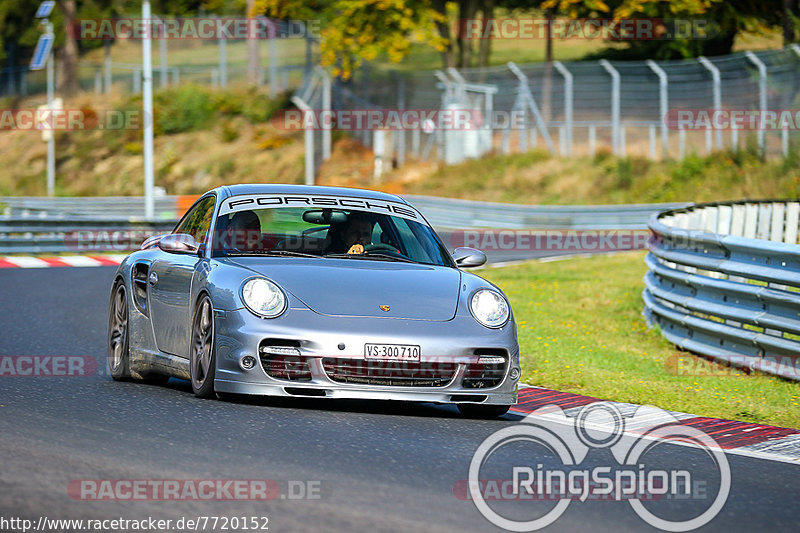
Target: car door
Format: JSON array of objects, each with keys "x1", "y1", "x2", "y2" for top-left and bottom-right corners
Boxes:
[{"x1": 149, "y1": 195, "x2": 216, "y2": 357}]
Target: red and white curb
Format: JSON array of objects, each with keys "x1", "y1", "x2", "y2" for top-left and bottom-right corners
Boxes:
[
  {"x1": 0, "y1": 255, "x2": 126, "y2": 268},
  {"x1": 513, "y1": 385, "x2": 800, "y2": 464}
]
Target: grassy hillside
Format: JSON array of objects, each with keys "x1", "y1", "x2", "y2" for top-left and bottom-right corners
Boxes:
[{"x1": 1, "y1": 83, "x2": 798, "y2": 203}]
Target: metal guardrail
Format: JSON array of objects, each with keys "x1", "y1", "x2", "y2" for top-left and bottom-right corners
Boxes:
[
  {"x1": 0, "y1": 217, "x2": 176, "y2": 254},
  {"x1": 1, "y1": 195, "x2": 689, "y2": 231},
  {"x1": 643, "y1": 200, "x2": 800, "y2": 381},
  {"x1": 0, "y1": 195, "x2": 688, "y2": 254},
  {"x1": 405, "y1": 195, "x2": 689, "y2": 230}
]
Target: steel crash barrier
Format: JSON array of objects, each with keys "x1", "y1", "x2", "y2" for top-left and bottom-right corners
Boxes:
[
  {"x1": 0, "y1": 217, "x2": 177, "y2": 254},
  {"x1": 644, "y1": 200, "x2": 800, "y2": 381}
]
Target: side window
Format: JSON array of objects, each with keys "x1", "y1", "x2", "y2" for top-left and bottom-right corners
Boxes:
[{"x1": 174, "y1": 196, "x2": 216, "y2": 244}]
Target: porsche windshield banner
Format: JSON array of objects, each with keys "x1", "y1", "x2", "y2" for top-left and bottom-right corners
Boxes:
[{"x1": 219, "y1": 194, "x2": 426, "y2": 223}]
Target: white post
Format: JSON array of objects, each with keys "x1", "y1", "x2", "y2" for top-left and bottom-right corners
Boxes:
[
  {"x1": 321, "y1": 70, "x2": 331, "y2": 161},
  {"x1": 291, "y1": 95, "x2": 315, "y2": 185},
  {"x1": 269, "y1": 39, "x2": 278, "y2": 96},
  {"x1": 103, "y1": 40, "x2": 112, "y2": 94},
  {"x1": 589, "y1": 124, "x2": 596, "y2": 157},
  {"x1": 159, "y1": 19, "x2": 168, "y2": 88},
  {"x1": 218, "y1": 18, "x2": 228, "y2": 88},
  {"x1": 745, "y1": 51, "x2": 767, "y2": 154},
  {"x1": 373, "y1": 130, "x2": 386, "y2": 180},
  {"x1": 698, "y1": 56, "x2": 722, "y2": 150},
  {"x1": 143, "y1": 2, "x2": 155, "y2": 219},
  {"x1": 600, "y1": 60, "x2": 620, "y2": 156},
  {"x1": 553, "y1": 61, "x2": 573, "y2": 156},
  {"x1": 646, "y1": 59, "x2": 669, "y2": 158},
  {"x1": 45, "y1": 20, "x2": 55, "y2": 197},
  {"x1": 649, "y1": 124, "x2": 657, "y2": 159}
]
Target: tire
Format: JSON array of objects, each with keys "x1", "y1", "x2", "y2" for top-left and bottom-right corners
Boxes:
[
  {"x1": 458, "y1": 404, "x2": 511, "y2": 419},
  {"x1": 190, "y1": 294, "x2": 216, "y2": 398},
  {"x1": 108, "y1": 281, "x2": 131, "y2": 380}
]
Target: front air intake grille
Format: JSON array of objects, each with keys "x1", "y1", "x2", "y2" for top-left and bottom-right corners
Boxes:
[
  {"x1": 463, "y1": 349, "x2": 508, "y2": 389},
  {"x1": 259, "y1": 339, "x2": 310, "y2": 382},
  {"x1": 322, "y1": 358, "x2": 457, "y2": 387}
]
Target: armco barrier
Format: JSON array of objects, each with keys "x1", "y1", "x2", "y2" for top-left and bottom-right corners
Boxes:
[
  {"x1": 0, "y1": 195, "x2": 688, "y2": 254},
  {"x1": 644, "y1": 200, "x2": 800, "y2": 381},
  {"x1": 0, "y1": 217, "x2": 177, "y2": 254}
]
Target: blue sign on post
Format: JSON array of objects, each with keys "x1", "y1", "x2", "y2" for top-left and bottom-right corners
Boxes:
[
  {"x1": 30, "y1": 33, "x2": 54, "y2": 71},
  {"x1": 35, "y1": 1, "x2": 55, "y2": 18}
]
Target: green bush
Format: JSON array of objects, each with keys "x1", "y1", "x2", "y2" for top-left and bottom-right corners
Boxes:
[{"x1": 154, "y1": 84, "x2": 215, "y2": 135}]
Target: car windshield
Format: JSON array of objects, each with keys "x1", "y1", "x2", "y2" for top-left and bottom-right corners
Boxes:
[{"x1": 210, "y1": 206, "x2": 452, "y2": 266}]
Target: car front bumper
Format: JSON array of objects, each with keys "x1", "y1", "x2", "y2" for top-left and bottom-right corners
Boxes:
[{"x1": 212, "y1": 306, "x2": 520, "y2": 405}]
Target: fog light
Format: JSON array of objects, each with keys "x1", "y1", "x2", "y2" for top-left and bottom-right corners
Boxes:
[
  {"x1": 240, "y1": 355, "x2": 257, "y2": 370},
  {"x1": 510, "y1": 367, "x2": 520, "y2": 380}
]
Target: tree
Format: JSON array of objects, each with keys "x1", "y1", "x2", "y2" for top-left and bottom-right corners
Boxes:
[
  {"x1": 254, "y1": 0, "x2": 447, "y2": 78},
  {"x1": 541, "y1": 0, "x2": 788, "y2": 59}
]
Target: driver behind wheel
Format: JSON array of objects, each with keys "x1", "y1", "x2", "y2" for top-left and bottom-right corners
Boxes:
[
  {"x1": 222, "y1": 210, "x2": 262, "y2": 252},
  {"x1": 325, "y1": 213, "x2": 374, "y2": 254}
]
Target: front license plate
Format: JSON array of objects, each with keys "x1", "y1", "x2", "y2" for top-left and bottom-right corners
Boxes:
[{"x1": 364, "y1": 343, "x2": 421, "y2": 361}]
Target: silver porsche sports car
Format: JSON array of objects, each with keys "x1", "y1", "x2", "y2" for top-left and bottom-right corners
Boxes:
[{"x1": 108, "y1": 185, "x2": 520, "y2": 417}]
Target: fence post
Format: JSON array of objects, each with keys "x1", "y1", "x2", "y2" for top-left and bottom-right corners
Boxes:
[
  {"x1": 218, "y1": 20, "x2": 228, "y2": 88},
  {"x1": 698, "y1": 56, "x2": 722, "y2": 150},
  {"x1": 553, "y1": 61, "x2": 573, "y2": 156},
  {"x1": 679, "y1": 129, "x2": 686, "y2": 159},
  {"x1": 291, "y1": 94, "x2": 315, "y2": 185},
  {"x1": 396, "y1": 74, "x2": 406, "y2": 166},
  {"x1": 649, "y1": 124, "x2": 657, "y2": 159},
  {"x1": 507, "y1": 62, "x2": 555, "y2": 154},
  {"x1": 94, "y1": 68, "x2": 102, "y2": 94},
  {"x1": 103, "y1": 41, "x2": 112, "y2": 94},
  {"x1": 600, "y1": 59, "x2": 620, "y2": 156},
  {"x1": 589, "y1": 124, "x2": 596, "y2": 157},
  {"x1": 268, "y1": 20, "x2": 278, "y2": 97},
  {"x1": 160, "y1": 22, "x2": 168, "y2": 88},
  {"x1": 321, "y1": 68, "x2": 331, "y2": 161},
  {"x1": 646, "y1": 59, "x2": 669, "y2": 159},
  {"x1": 745, "y1": 51, "x2": 767, "y2": 154},
  {"x1": 373, "y1": 130, "x2": 386, "y2": 180}
]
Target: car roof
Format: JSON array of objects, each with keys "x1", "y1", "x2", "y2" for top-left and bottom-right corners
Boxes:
[{"x1": 215, "y1": 184, "x2": 408, "y2": 204}]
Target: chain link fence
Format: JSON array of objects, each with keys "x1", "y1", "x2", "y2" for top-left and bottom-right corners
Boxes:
[
  {"x1": 0, "y1": 18, "x2": 317, "y2": 98},
  {"x1": 299, "y1": 47, "x2": 800, "y2": 180}
]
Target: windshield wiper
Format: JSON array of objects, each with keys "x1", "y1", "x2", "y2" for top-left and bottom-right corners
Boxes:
[
  {"x1": 224, "y1": 250, "x2": 320, "y2": 258},
  {"x1": 324, "y1": 251, "x2": 418, "y2": 263}
]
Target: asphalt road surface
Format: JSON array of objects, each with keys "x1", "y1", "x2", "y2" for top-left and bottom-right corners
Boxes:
[{"x1": 1, "y1": 266, "x2": 798, "y2": 532}]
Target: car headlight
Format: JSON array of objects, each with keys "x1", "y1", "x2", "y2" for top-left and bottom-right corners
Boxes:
[
  {"x1": 242, "y1": 278, "x2": 287, "y2": 318},
  {"x1": 470, "y1": 289, "x2": 510, "y2": 328}
]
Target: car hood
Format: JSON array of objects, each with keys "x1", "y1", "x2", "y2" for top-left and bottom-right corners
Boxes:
[{"x1": 224, "y1": 257, "x2": 461, "y2": 321}]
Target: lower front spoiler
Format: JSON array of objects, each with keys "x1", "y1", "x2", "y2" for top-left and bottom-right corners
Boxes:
[{"x1": 215, "y1": 378, "x2": 518, "y2": 405}]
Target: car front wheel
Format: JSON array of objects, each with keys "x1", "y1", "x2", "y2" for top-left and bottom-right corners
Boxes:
[
  {"x1": 108, "y1": 281, "x2": 130, "y2": 380},
  {"x1": 190, "y1": 294, "x2": 216, "y2": 398}
]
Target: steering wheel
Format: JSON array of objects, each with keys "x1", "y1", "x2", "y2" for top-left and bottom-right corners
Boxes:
[{"x1": 365, "y1": 243, "x2": 400, "y2": 253}]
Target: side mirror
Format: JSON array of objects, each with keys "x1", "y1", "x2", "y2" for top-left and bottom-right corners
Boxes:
[
  {"x1": 452, "y1": 247, "x2": 487, "y2": 268},
  {"x1": 158, "y1": 233, "x2": 200, "y2": 255},
  {"x1": 140, "y1": 234, "x2": 167, "y2": 250}
]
